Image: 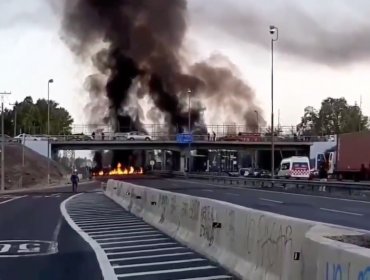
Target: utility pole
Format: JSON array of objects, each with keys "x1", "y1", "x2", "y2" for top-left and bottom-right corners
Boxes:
[
  {"x1": 1, "y1": 92, "x2": 11, "y2": 191},
  {"x1": 269, "y1": 25, "x2": 278, "y2": 178},
  {"x1": 47, "y1": 79, "x2": 54, "y2": 185},
  {"x1": 187, "y1": 89, "x2": 192, "y2": 173}
]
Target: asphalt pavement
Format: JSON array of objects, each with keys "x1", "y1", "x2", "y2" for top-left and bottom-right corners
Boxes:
[
  {"x1": 63, "y1": 192, "x2": 233, "y2": 280},
  {"x1": 0, "y1": 181, "x2": 235, "y2": 280},
  {"x1": 0, "y1": 182, "x2": 102, "y2": 280},
  {"x1": 129, "y1": 178, "x2": 370, "y2": 231}
]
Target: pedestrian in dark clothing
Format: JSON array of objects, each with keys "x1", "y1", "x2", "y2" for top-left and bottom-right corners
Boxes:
[
  {"x1": 318, "y1": 164, "x2": 327, "y2": 191},
  {"x1": 92, "y1": 131, "x2": 95, "y2": 139},
  {"x1": 360, "y1": 163, "x2": 366, "y2": 181},
  {"x1": 207, "y1": 133, "x2": 210, "y2": 141},
  {"x1": 101, "y1": 132, "x2": 105, "y2": 141},
  {"x1": 70, "y1": 171, "x2": 79, "y2": 193},
  {"x1": 213, "y1": 131, "x2": 216, "y2": 141}
]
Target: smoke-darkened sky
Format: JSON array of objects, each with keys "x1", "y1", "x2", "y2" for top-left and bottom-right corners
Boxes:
[
  {"x1": 191, "y1": 0, "x2": 370, "y2": 66},
  {"x1": 1, "y1": 0, "x2": 370, "y2": 129}
]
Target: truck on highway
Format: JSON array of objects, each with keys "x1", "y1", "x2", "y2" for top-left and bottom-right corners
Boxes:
[{"x1": 320, "y1": 132, "x2": 370, "y2": 180}]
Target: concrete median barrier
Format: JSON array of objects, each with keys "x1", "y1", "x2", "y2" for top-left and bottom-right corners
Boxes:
[{"x1": 105, "y1": 179, "x2": 370, "y2": 280}]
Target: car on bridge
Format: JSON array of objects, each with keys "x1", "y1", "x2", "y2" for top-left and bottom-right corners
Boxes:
[{"x1": 113, "y1": 131, "x2": 152, "y2": 141}]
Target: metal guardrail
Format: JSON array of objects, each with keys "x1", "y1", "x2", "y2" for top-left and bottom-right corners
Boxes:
[
  {"x1": 150, "y1": 171, "x2": 370, "y2": 196},
  {"x1": 44, "y1": 134, "x2": 321, "y2": 143}
]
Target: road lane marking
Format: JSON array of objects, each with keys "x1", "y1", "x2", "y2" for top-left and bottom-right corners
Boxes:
[
  {"x1": 168, "y1": 178, "x2": 370, "y2": 204},
  {"x1": 201, "y1": 190, "x2": 214, "y2": 193},
  {"x1": 101, "y1": 237, "x2": 169, "y2": 246},
  {"x1": 80, "y1": 222, "x2": 145, "y2": 229},
  {"x1": 319, "y1": 208, "x2": 363, "y2": 216},
  {"x1": 116, "y1": 266, "x2": 216, "y2": 278},
  {"x1": 0, "y1": 195, "x2": 26, "y2": 205},
  {"x1": 107, "y1": 247, "x2": 185, "y2": 256},
  {"x1": 259, "y1": 198, "x2": 284, "y2": 204},
  {"x1": 113, "y1": 258, "x2": 205, "y2": 268},
  {"x1": 177, "y1": 276, "x2": 232, "y2": 280},
  {"x1": 110, "y1": 252, "x2": 194, "y2": 262},
  {"x1": 96, "y1": 233, "x2": 163, "y2": 242},
  {"x1": 61, "y1": 194, "x2": 118, "y2": 280},
  {"x1": 105, "y1": 242, "x2": 176, "y2": 251},
  {"x1": 91, "y1": 230, "x2": 158, "y2": 238}
]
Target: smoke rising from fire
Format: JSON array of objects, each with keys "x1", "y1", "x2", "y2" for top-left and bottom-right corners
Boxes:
[
  {"x1": 60, "y1": 0, "x2": 263, "y2": 131},
  {"x1": 191, "y1": 0, "x2": 370, "y2": 66}
]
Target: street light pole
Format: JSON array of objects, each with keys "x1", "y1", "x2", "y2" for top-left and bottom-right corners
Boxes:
[
  {"x1": 47, "y1": 79, "x2": 54, "y2": 185},
  {"x1": 270, "y1": 25, "x2": 278, "y2": 178},
  {"x1": 0, "y1": 92, "x2": 11, "y2": 191},
  {"x1": 187, "y1": 89, "x2": 191, "y2": 173}
]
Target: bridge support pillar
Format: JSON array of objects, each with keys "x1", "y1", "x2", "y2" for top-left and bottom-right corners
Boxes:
[{"x1": 161, "y1": 150, "x2": 167, "y2": 170}]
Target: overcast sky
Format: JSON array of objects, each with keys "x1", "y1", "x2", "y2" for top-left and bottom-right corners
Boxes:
[{"x1": 1, "y1": 0, "x2": 370, "y2": 129}]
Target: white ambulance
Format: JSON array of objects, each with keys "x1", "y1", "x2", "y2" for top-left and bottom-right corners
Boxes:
[{"x1": 277, "y1": 156, "x2": 311, "y2": 179}]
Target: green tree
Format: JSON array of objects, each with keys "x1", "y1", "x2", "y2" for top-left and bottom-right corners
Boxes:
[
  {"x1": 4, "y1": 96, "x2": 73, "y2": 136},
  {"x1": 297, "y1": 97, "x2": 369, "y2": 135}
]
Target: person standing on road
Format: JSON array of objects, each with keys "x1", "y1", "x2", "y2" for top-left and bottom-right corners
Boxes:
[
  {"x1": 318, "y1": 164, "x2": 327, "y2": 192},
  {"x1": 92, "y1": 131, "x2": 95, "y2": 139},
  {"x1": 70, "y1": 170, "x2": 79, "y2": 193}
]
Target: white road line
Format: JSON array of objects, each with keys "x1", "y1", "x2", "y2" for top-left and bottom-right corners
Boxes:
[
  {"x1": 110, "y1": 252, "x2": 194, "y2": 262},
  {"x1": 87, "y1": 226, "x2": 152, "y2": 235},
  {"x1": 73, "y1": 217, "x2": 136, "y2": 222},
  {"x1": 226, "y1": 192, "x2": 239, "y2": 196},
  {"x1": 0, "y1": 195, "x2": 26, "y2": 205},
  {"x1": 117, "y1": 266, "x2": 216, "y2": 278},
  {"x1": 80, "y1": 222, "x2": 145, "y2": 230},
  {"x1": 105, "y1": 242, "x2": 176, "y2": 251},
  {"x1": 96, "y1": 234, "x2": 163, "y2": 242},
  {"x1": 60, "y1": 194, "x2": 118, "y2": 280},
  {"x1": 91, "y1": 230, "x2": 158, "y2": 238},
  {"x1": 101, "y1": 237, "x2": 168, "y2": 246},
  {"x1": 76, "y1": 220, "x2": 140, "y2": 226},
  {"x1": 113, "y1": 258, "x2": 205, "y2": 269},
  {"x1": 259, "y1": 198, "x2": 284, "y2": 204},
  {"x1": 177, "y1": 276, "x2": 232, "y2": 280},
  {"x1": 107, "y1": 246, "x2": 185, "y2": 256},
  {"x1": 201, "y1": 190, "x2": 214, "y2": 193},
  {"x1": 320, "y1": 208, "x2": 363, "y2": 216}
]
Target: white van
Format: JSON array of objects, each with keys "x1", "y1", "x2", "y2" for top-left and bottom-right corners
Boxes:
[{"x1": 277, "y1": 156, "x2": 311, "y2": 179}]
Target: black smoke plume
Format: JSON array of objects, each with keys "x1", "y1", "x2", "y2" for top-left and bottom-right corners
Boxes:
[{"x1": 60, "y1": 0, "x2": 264, "y2": 167}]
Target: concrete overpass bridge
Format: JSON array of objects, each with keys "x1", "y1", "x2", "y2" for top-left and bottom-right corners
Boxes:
[{"x1": 50, "y1": 139, "x2": 312, "y2": 152}]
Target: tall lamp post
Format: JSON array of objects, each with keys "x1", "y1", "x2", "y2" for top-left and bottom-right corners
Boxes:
[
  {"x1": 187, "y1": 89, "x2": 192, "y2": 173},
  {"x1": 270, "y1": 25, "x2": 278, "y2": 178},
  {"x1": 47, "y1": 79, "x2": 54, "y2": 185}
]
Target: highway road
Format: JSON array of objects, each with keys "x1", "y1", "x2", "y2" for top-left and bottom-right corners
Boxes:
[
  {"x1": 130, "y1": 178, "x2": 370, "y2": 231},
  {"x1": 0, "y1": 181, "x2": 232, "y2": 280}
]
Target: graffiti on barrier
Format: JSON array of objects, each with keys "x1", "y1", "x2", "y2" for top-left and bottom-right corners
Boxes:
[
  {"x1": 158, "y1": 194, "x2": 169, "y2": 224},
  {"x1": 325, "y1": 262, "x2": 370, "y2": 280},
  {"x1": 257, "y1": 216, "x2": 293, "y2": 272},
  {"x1": 242, "y1": 214, "x2": 293, "y2": 278},
  {"x1": 170, "y1": 196, "x2": 177, "y2": 215},
  {"x1": 227, "y1": 210, "x2": 236, "y2": 247},
  {"x1": 357, "y1": 266, "x2": 370, "y2": 280},
  {"x1": 189, "y1": 199, "x2": 200, "y2": 221},
  {"x1": 199, "y1": 205, "x2": 216, "y2": 246}
]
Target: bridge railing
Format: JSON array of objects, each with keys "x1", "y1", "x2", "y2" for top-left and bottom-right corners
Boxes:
[
  {"x1": 46, "y1": 134, "x2": 326, "y2": 143},
  {"x1": 150, "y1": 171, "x2": 370, "y2": 197}
]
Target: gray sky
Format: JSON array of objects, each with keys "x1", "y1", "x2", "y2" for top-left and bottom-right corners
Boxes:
[{"x1": 1, "y1": 0, "x2": 370, "y2": 128}]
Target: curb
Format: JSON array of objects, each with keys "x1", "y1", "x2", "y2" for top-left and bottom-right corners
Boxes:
[{"x1": 0, "y1": 180, "x2": 96, "y2": 194}]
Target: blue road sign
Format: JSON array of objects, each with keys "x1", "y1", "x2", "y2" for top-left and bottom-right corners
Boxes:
[{"x1": 176, "y1": 133, "x2": 193, "y2": 144}]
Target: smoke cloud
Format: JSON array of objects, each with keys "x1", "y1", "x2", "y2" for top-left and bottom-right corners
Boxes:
[
  {"x1": 59, "y1": 0, "x2": 263, "y2": 133},
  {"x1": 190, "y1": 0, "x2": 370, "y2": 66}
]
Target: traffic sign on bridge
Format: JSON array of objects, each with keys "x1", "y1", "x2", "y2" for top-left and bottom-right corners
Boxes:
[{"x1": 176, "y1": 133, "x2": 193, "y2": 144}]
